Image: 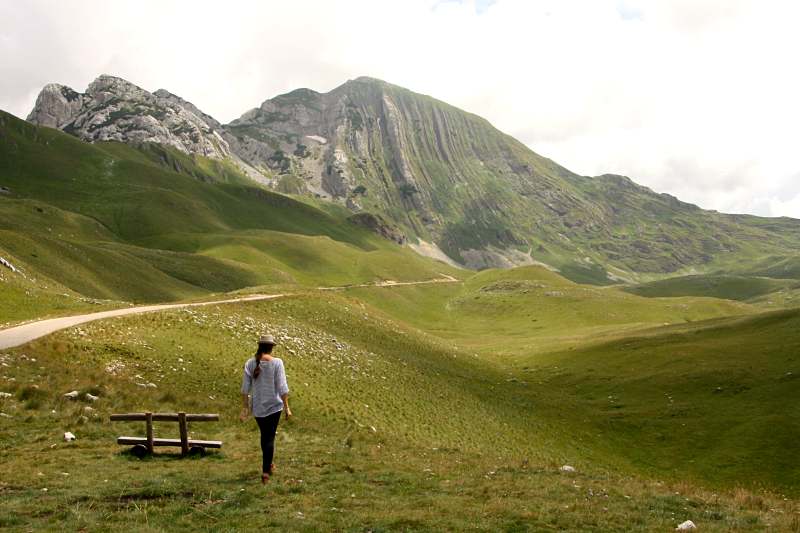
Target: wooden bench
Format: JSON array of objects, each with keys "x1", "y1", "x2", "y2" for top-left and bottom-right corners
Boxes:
[{"x1": 110, "y1": 411, "x2": 222, "y2": 457}]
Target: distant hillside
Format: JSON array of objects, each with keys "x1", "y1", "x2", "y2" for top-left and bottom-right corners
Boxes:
[
  {"x1": 0, "y1": 110, "x2": 460, "y2": 317},
  {"x1": 623, "y1": 274, "x2": 800, "y2": 301},
  {"x1": 25, "y1": 75, "x2": 800, "y2": 281}
]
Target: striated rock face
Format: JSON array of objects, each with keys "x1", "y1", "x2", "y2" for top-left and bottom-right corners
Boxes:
[
  {"x1": 224, "y1": 77, "x2": 602, "y2": 269},
  {"x1": 27, "y1": 75, "x2": 230, "y2": 159}
]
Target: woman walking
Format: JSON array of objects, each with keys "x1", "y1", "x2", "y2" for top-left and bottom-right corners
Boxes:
[{"x1": 240, "y1": 334, "x2": 292, "y2": 484}]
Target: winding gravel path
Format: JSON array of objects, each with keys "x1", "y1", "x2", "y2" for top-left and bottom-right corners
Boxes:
[
  {"x1": 0, "y1": 275, "x2": 462, "y2": 351},
  {"x1": 0, "y1": 294, "x2": 281, "y2": 350}
]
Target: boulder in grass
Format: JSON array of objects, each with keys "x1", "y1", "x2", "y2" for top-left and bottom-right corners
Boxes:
[
  {"x1": 64, "y1": 391, "x2": 79, "y2": 399},
  {"x1": 64, "y1": 431, "x2": 76, "y2": 441},
  {"x1": 85, "y1": 393, "x2": 99, "y2": 402},
  {"x1": 676, "y1": 520, "x2": 697, "y2": 531},
  {"x1": 0, "y1": 392, "x2": 12, "y2": 399},
  {"x1": 559, "y1": 465, "x2": 576, "y2": 472}
]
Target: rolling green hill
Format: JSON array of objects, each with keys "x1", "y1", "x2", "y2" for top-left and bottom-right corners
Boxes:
[
  {"x1": 1, "y1": 288, "x2": 797, "y2": 530},
  {"x1": 346, "y1": 265, "x2": 753, "y2": 355},
  {"x1": 339, "y1": 268, "x2": 799, "y2": 490},
  {"x1": 0, "y1": 110, "x2": 460, "y2": 321},
  {"x1": 623, "y1": 274, "x2": 800, "y2": 302},
  {"x1": 527, "y1": 308, "x2": 800, "y2": 490},
  {"x1": 743, "y1": 255, "x2": 800, "y2": 280}
]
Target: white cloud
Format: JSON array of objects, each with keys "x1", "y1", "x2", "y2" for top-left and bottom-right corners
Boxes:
[{"x1": 1, "y1": 0, "x2": 798, "y2": 218}]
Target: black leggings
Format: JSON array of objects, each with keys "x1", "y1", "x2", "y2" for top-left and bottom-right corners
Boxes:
[{"x1": 255, "y1": 410, "x2": 282, "y2": 473}]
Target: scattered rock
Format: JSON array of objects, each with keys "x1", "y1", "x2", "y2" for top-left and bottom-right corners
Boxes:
[
  {"x1": 676, "y1": 520, "x2": 697, "y2": 531},
  {"x1": 559, "y1": 465, "x2": 576, "y2": 473},
  {"x1": 104, "y1": 361, "x2": 125, "y2": 375},
  {"x1": 0, "y1": 412, "x2": 11, "y2": 418},
  {"x1": 0, "y1": 257, "x2": 16, "y2": 273},
  {"x1": 85, "y1": 393, "x2": 99, "y2": 402},
  {"x1": 83, "y1": 406, "x2": 95, "y2": 413},
  {"x1": 64, "y1": 391, "x2": 79, "y2": 399},
  {"x1": 64, "y1": 431, "x2": 76, "y2": 441},
  {"x1": 0, "y1": 392, "x2": 12, "y2": 399}
]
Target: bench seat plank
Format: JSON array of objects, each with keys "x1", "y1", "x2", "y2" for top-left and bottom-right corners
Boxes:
[
  {"x1": 117, "y1": 436, "x2": 222, "y2": 448},
  {"x1": 111, "y1": 413, "x2": 219, "y2": 422}
]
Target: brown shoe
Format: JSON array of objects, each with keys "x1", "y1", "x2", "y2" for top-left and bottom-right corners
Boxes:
[{"x1": 261, "y1": 472, "x2": 270, "y2": 484}]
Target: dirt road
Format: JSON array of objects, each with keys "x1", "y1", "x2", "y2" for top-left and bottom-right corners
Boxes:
[
  {"x1": 0, "y1": 275, "x2": 462, "y2": 350},
  {"x1": 0, "y1": 294, "x2": 281, "y2": 350}
]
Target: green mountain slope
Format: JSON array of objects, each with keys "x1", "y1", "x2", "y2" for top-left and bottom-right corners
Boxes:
[
  {"x1": 623, "y1": 274, "x2": 800, "y2": 302},
  {"x1": 224, "y1": 77, "x2": 800, "y2": 280},
  {"x1": 26, "y1": 75, "x2": 800, "y2": 283},
  {"x1": 0, "y1": 111, "x2": 460, "y2": 317}
]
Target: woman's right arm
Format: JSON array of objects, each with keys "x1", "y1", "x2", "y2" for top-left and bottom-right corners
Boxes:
[
  {"x1": 282, "y1": 393, "x2": 292, "y2": 419},
  {"x1": 276, "y1": 360, "x2": 292, "y2": 419}
]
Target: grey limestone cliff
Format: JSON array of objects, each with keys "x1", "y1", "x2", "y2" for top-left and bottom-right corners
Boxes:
[{"x1": 28, "y1": 75, "x2": 231, "y2": 159}]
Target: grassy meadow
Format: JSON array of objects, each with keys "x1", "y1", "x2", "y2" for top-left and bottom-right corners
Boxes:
[
  {"x1": 1, "y1": 111, "x2": 799, "y2": 530},
  {"x1": 1, "y1": 292, "x2": 799, "y2": 531}
]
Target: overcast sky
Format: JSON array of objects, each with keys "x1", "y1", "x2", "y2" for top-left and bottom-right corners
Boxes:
[{"x1": 2, "y1": 0, "x2": 799, "y2": 218}]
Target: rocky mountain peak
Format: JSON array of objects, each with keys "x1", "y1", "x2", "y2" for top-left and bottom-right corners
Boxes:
[
  {"x1": 152, "y1": 88, "x2": 223, "y2": 131},
  {"x1": 86, "y1": 74, "x2": 147, "y2": 98},
  {"x1": 26, "y1": 83, "x2": 87, "y2": 128},
  {"x1": 344, "y1": 76, "x2": 390, "y2": 88},
  {"x1": 27, "y1": 75, "x2": 230, "y2": 159}
]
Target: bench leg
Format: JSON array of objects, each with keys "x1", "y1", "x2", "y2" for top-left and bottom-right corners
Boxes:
[
  {"x1": 145, "y1": 412, "x2": 154, "y2": 454},
  {"x1": 178, "y1": 412, "x2": 189, "y2": 456}
]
